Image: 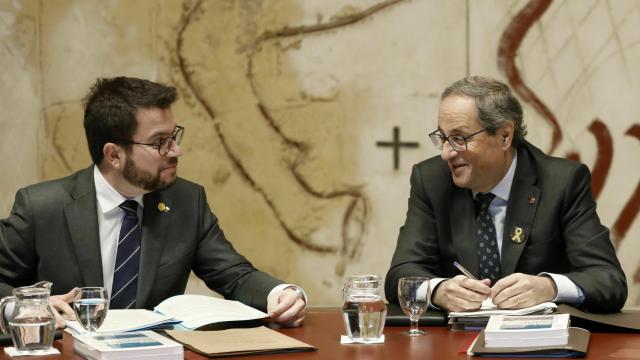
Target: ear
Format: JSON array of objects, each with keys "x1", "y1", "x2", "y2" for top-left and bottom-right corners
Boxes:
[
  {"x1": 500, "y1": 122, "x2": 515, "y2": 149},
  {"x1": 103, "y1": 143, "x2": 125, "y2": 170}
]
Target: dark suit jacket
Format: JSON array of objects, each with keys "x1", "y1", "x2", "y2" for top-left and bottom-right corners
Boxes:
[
  {"x1": 0, "y1": 166, "x2": 282, "y2": 311},
  {"x1": 385, "y1": 141, "x2": 627, "y2": 313}
]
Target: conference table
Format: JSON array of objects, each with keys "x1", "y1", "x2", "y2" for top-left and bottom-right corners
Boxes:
[{"x1": 2, "y1": 308, "x2": 639, "y2": 359}]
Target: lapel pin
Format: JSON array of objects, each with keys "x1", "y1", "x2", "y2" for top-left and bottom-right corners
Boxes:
[
  {"x1": 158, "y1": 202, "x2": 170, "y2": 213},
  {"x1": 528, "y1": 196, "x2": 536, "y2": 204},
  {"x1": 511, "y1": 227, "x2": 525, "y2": 243}
]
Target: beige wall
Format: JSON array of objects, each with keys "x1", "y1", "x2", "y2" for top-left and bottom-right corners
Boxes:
[{"x1": 1, "y1": 0, "x2": 639, "y2": 307}]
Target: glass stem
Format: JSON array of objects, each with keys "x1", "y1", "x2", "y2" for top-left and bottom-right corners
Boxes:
[{"x1": 410, "y1": 316, "x2": 419, "y2": 333}]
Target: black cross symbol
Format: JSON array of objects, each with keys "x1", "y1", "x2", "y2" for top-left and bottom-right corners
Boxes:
[{"x1": 376, "y1": 126, "x2": 420, "y2": 170}]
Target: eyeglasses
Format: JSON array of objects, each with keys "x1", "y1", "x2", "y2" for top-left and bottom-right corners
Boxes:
[
  {"x1": 428, "y1": 128, "x2": 486, "y2": 152},
  {"x1": 117, "y1": 125, "x2": 184, "y2": 156}
]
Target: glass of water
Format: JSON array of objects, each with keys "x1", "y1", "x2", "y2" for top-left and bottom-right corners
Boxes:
[
  {"x1": 73, "y1": 287, "x2": 108, "y2": 336},
  {"x1": 398, "y1": 277, "x2": 429, "y2": 336},
  {"x1": 342, "y1": 275, "x2": 387, "y2": 342}
]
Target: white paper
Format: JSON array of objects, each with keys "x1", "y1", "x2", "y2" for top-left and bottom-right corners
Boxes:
[
  {"x1": 449, "y1": 301, "x2": 557, "y2": 318},
  {"x1": 66, "y1": 309, "x2": 178, "y2": 335},
  {"x1": 4, "y1": 347, "x2": 60, "y2": 357},
  {"x1": 153, "y1": 294, "x2": 267, "y2": 330}
]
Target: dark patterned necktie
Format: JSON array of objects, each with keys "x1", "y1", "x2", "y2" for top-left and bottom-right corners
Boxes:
[
  {"x1": 110, "y1": 200, "x2": 141, "y2": 309},
  {"x1": 476, "y1": 192, "x2": 501, "y2": 284}
]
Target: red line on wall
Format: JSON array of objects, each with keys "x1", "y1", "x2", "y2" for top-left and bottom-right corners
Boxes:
[
  {"x1": 588, "y1": 119, "x2": 613, "y2": 200},
  {"x1": 497, "y1": 0, "x2": 561, "y2": 154},
  {"x1": 612, "y1": 124, "x2": 640, "y2": 248}
]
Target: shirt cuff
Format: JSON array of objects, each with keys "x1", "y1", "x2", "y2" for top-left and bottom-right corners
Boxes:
[
  {"x1": 269, "y1": 284, "x2": 308, "y2": 304},
  {"x1": 422, "y1": 278, "x2": 447, "y2": 310},
  {"x1": 539, "y1": 272, "x2": 585, "y2": 306}
]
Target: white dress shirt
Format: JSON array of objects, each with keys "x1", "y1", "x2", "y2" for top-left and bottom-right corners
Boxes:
[{"x1": 92, "y1": 166, "x2": 306, "y2": 304}]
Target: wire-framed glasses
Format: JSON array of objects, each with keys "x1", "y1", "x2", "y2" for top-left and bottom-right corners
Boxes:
[
  {"x1": 118, "y1": 125, "x2": 184, "y2": 156},
  {"x1": 428, "y1": 128, "x2": 486, "y2": 152}
]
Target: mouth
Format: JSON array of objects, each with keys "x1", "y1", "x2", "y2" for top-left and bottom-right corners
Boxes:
[
  {"x1": 450, "y1": 163, "x2": 467, "y2": 174},
  {"x1": 161, "y1": 163, "x2": 178, "y2": 172}
]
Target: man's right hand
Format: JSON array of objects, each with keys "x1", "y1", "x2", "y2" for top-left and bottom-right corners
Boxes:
[
  {"x1": 50, "y1": 288, "x2": 77, "y2": 329},
  {"x1": 432, "y1": 275, "x2": 491, "y2": 312}
]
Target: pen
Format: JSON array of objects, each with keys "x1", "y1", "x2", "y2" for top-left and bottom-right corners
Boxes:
[{"x1": 453, "y1": 261, "x2": 478, "y2": 280}]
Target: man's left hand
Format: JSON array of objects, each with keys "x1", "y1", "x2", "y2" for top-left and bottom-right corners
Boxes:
[
  {"x1": 267, "y1": 287, "x2": 305, "y2": 327},
  {"x1": 490, "y1": 273, "x2": 557, "y2": 309}
]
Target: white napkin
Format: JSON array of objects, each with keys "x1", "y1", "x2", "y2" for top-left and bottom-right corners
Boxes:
[
  {"x1": 340, "y1": 335, "x2": 385, "y2": 344},
  {"x1": 4, "y1": 347, "x2": 60, "y2": 357}
]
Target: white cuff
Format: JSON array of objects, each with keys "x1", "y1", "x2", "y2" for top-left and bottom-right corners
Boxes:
[
  {"x1": 269, "y1": 284, "x2": 308, "y2": 304},
  {"x1": 538, "y1": 272, "x2": 584, "y2": 305}
]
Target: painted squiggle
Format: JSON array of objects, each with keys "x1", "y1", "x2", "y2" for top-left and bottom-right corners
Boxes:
[
  {"x1": 173, "y1": 0, "x2": 406, "y2": 273},
  {"x1": 497, "y1": 0, "x2": 560, "y2": 154}
]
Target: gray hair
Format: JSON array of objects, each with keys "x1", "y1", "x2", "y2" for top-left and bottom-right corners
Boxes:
[{"x1": 441, "y1": 76, "x2": 527, "y2": 147}]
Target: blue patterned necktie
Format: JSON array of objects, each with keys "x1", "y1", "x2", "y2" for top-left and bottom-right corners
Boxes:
[
  {"x1": 110, "y1": 200, "x2": 141, "y2": 309},
  {"x1": 476, "y1": 193, "x2": 501, "y2": 284}
]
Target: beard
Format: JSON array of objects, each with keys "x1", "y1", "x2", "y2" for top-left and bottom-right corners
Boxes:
[{"x1": 123, "y1": 156, "x2": 177, "y2": 192}]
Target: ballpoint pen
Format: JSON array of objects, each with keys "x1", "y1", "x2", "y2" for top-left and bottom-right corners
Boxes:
[{"x1": 453, "y1": 261, "x2": 478, "y2": 280}]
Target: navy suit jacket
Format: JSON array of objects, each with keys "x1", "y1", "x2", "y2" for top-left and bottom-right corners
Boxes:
[
  {"x1": 0, "y1": 166, "x2": 282, "y2": 311},
  {"x1": 385, "y1": 141, "x2": 627, "y2": 313}
]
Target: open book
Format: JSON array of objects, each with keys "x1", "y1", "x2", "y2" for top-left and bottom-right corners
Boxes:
[
  {"x1": 154, "y1": 294, "x2": 268, "y2": 330},
  {"x1": 66, "y1": 294, "x2": 268, "y2": 335}
]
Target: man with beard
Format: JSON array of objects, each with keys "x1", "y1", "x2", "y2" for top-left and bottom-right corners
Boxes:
[{"x1": 0, "y1": 77, "x2": 306, "y2": 328}]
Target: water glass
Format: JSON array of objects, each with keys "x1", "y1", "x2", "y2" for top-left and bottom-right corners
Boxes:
[
  {"x1": 398, "y1": 277, "x2": 430, "y2": 336},
  {"x1": 342, "y1": 275, "x2": 387, "y2": 342},
  {"x1": 73, "y1": 287, "x2": 108, "y2": 336}
]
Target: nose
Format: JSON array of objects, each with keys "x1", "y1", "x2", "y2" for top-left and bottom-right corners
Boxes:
[
  {"x1": 167, "y1": 140, "x2": 183, "y2": 158},
  {"x1": 440, "y1": 141, "x2": 458, "y2": 161}
]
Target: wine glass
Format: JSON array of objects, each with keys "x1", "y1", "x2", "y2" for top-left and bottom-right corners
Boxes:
[
  {"x1": 73, "y1": 287, "x2": 108, "y2": 336},
  {"x1": 398, "y1": 277, "x2": 430, "y2": 336}
]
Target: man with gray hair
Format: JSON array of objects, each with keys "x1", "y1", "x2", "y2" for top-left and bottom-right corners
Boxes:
[{"x1": 385, "y1": 76, "x2": 626, "y2": 313}]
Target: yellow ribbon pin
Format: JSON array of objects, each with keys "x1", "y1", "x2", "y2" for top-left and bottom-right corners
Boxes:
[
  {"x1": 158, "y1": 202, "x2": 170, "y2": 212},
  {"x1": 511, "y1": 227, "x2": 524, "y2": 243}
]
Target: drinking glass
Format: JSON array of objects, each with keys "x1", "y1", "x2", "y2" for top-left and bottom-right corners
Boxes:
[
  {"x1": 342, "y1": 275, "x2": 387, "y2": 342},
  {"x1": 398, "y1": 277, "x2": 429, "y2": 336},
  {"x1": 73, "y1": 287, "x2": 108, "y2": 336}
]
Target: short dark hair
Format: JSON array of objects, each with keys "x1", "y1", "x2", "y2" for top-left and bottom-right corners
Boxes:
[
  {"x1": 441, "y1": 76, "x2": 527, "y2": 147},
  {"x1": 83, "y1": 76, "x2": 178, "y2": 164}
]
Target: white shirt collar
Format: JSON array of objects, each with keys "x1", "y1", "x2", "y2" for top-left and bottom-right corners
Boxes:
[
  {"x1": 93, "y1": 165, "x2": 144, "y2": 214},
  {"x1": 489, "y1": 152, "x2": 518, "y2": 201},
  {"x1": 472, "y1": 152, "x2": 518, "y2": 201}
]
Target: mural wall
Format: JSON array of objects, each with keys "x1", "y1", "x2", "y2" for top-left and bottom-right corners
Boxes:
[{"x1": 1, "y1": 0, "x2": 639, "y2": 307}]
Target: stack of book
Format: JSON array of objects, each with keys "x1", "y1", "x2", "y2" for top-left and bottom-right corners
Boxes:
[
  {"x1": 467, "y1": 314, "x2": 591, "y2": 357},
  {"x1": 73, "y1": 331, "x2": 183, "y2": 360},
  {"x1": 484, "y1": 314, "x2": 570, "y2": 347}
]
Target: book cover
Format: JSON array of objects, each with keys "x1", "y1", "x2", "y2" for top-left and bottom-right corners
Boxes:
[
  {"x1": 73, "y1": 331, "x2": 183, "y2": 360},
  {"x1": 485, "y1": 313, "x2": 570, "y2": 347}
]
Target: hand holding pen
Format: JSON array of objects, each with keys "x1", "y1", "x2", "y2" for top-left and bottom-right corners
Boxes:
[{"x1": 453, "y1": 261, "x2": 478, "y2": 280}]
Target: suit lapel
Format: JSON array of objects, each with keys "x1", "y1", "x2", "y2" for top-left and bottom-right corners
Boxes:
[
  {"x1": 450, "y1": 186, "x2": 479, "y2": 277},
  {"x1": 136, "y1": 191, "x2": 170, "y2": 308},
  {"x1": 501, "y1": 144, "x2": 540, "y2": 275},
  {"x1": 64, "y1": 167, "x2": 103, "y2": 287}
]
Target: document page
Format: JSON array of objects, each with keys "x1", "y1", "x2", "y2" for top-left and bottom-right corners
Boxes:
[
  {"x1": 449, "y1": 300, "x2": 557, "y2": 318},
  {"x1": 66, "y1": 309, "x2": 178, "y2": 335},
  {"x1": 154, "y1": 294, "x2": 268, "y2": 330}
]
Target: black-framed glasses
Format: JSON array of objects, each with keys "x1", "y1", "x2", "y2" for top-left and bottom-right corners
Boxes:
[
  {"x1": 428, "y1": 128, "x2": 486, "y2": 152},
  {"x1": 117, "y1": 125, "x2": 184, "y2": 156}
]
